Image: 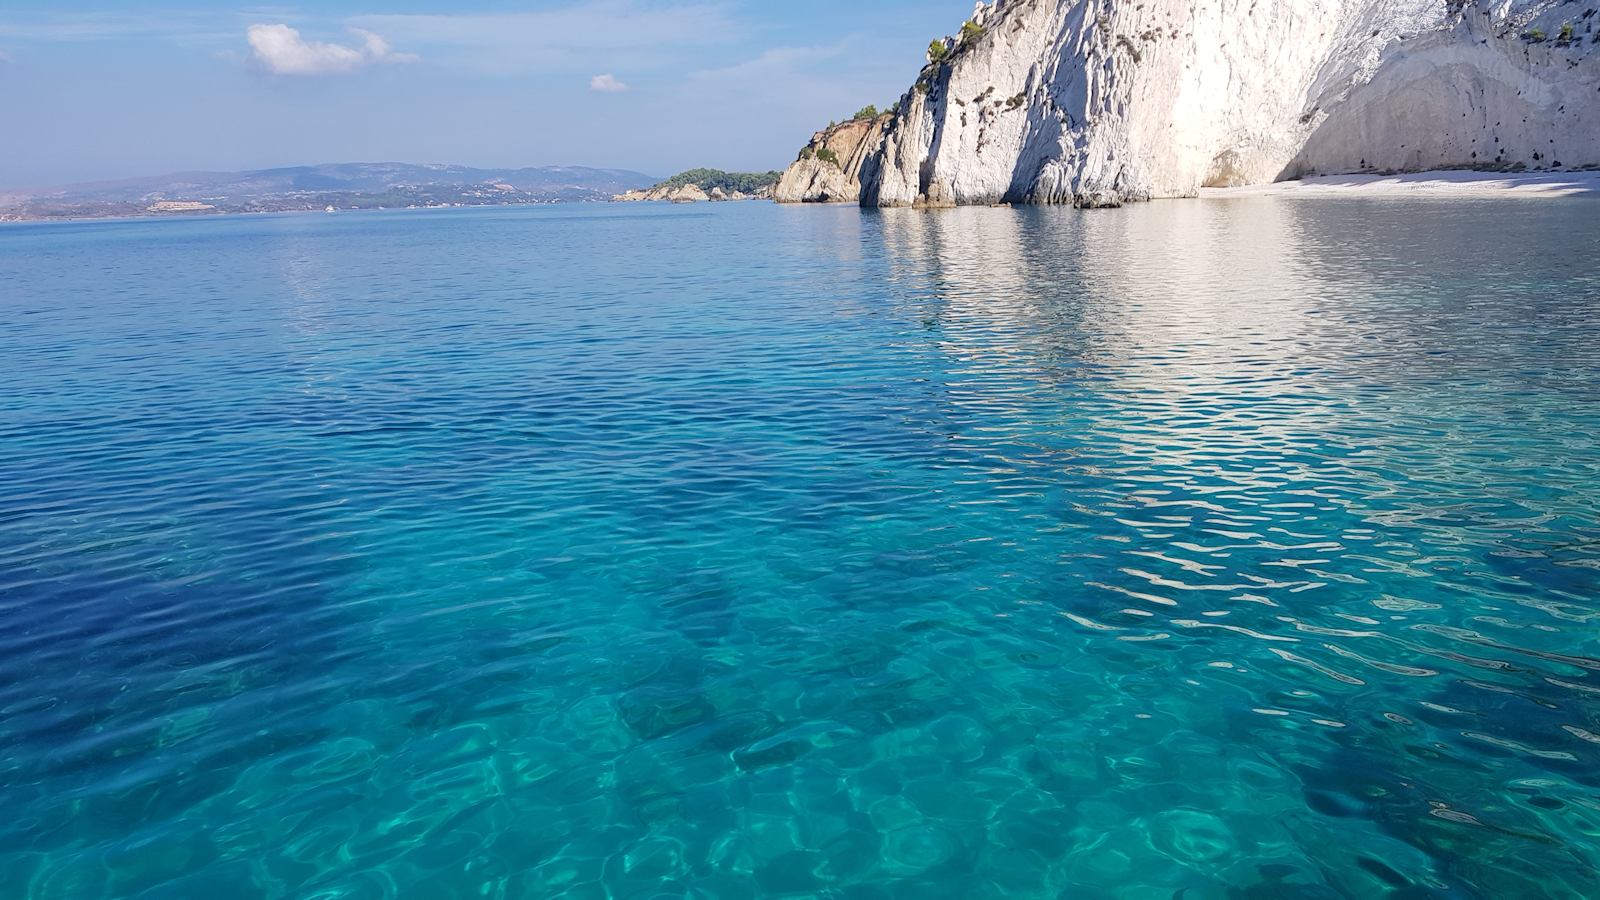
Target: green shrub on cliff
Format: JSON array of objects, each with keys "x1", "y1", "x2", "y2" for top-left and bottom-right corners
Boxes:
[
  {"x1": 651, "y1": 168, "x2": 783, "y2": 193},
  {"x1": 960, "y1": 21, "x2": 984, "y2": 43},
  {"x1": 852, "y1": 105, "x2": 879, "y2": 121},
  {"x1": 927, "y1": 40, "x2": 949, "y2": 64},
  {"x1": 815, "y1": 148, "x2": 841, "y2": 167}
]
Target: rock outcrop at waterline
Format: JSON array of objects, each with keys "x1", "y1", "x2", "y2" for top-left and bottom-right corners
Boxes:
[
  {"x1": 777, "y1": 0, "x2": 1600, "y2": 207},
  {"x1": 613, "y1": 184, "x2": 774, "y2": 203}
]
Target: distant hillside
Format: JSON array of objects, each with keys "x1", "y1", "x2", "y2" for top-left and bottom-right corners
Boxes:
[{"x1": 0, "y1": 163, "x2": 661, "y2": 222}]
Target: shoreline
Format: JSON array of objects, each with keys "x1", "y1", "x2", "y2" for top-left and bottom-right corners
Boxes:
[
  {"x1": 0, "y1": 200, "x2": 614, "y2": 226},
  {"x1": 1202, "y1": 170, "x2": 1600, "y2": 199},
  {"x1": 8, "y1": 170, "x2": 1597, "y2": 225}
]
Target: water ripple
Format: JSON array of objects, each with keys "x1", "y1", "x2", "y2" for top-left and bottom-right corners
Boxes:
[{"x1": 1, "y1": 201, "x2": 1598, "y2": 898}]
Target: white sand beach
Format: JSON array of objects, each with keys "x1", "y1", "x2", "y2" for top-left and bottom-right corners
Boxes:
[{"x1": 1203, "y1": 171, "x2": 1600, "y2": 199}]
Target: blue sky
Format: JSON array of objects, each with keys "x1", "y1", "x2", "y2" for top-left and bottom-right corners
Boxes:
[{"x1": 0, "y1": 1, "x2": 976, "y2": 189}]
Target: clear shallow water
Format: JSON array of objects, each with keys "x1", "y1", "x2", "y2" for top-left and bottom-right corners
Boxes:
[{"x1": 1, "y1": 199, "x2": 1599, "y2": 900}]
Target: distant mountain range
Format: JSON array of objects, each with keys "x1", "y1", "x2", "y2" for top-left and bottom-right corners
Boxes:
[{"x1": 0, "y1": 163, "x2": 661, "y2": 222}]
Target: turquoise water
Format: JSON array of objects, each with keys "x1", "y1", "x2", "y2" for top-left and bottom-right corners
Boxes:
[{"x1": 2, "y1": 199, "x2": 1598, "y2": 899}]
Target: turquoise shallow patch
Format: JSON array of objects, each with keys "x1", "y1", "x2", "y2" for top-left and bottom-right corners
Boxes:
[{"x1": 1, "y1": 199, "x2": 1598, "y2": 898}]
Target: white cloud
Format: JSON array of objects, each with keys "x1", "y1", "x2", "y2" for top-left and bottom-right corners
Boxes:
[
  {"x1": 687, "y1": 44, "x2": 848, "y2": 83},
  {"x1": 682, "y1": 42, "x2": 873, "y2": 110},
  {"x1": 247, "y1": 23, "x2": 417, "y2": 76},
  {"x1": 590, "y1": 73, "x2": 628, "y2": 92},
  {"x1": 350, "y1": 3, "x2": 739, "y2": 74}
]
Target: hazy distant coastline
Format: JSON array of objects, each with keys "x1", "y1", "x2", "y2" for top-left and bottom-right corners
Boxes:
[{"x1": 0, "y1": 163, "x2": 659, "y2": 223}]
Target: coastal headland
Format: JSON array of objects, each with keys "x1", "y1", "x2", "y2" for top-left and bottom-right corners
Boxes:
[
  {"x1": 612, "y1": 169, "x2": 781, "y2": 203},
  {"x1": 771, "y1": 0, "x2": 1600, "y2": 208},
  {"x1": 14, "y1": 0, "x2": 1600, "y2": 228}
]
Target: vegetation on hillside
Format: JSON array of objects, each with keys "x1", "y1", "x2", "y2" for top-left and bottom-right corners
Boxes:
[
  {"x1": 925, "y1": 19, "x2": 983, "y2": 71},
  {"x1": 652, "y1": 169, "x2": 783, "y2": 193}
]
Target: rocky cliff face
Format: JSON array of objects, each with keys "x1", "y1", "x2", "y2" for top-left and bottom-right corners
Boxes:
[
  {"x1": 772, "y1": 117, "x2": 891, "y2": 203},
  {"x1": 778, "y1": 0, "x2": 1600, "y2": 207}
]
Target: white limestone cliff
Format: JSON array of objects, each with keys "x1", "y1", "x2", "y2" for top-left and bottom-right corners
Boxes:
[{"x1": 779, "y1": 0, "x2": 1600, "y2": 206}]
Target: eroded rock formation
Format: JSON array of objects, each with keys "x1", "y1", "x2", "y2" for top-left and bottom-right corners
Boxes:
[
  {"x1": 778, "y1": 0, "x2": 1600, "y2": 207},
  {"x1": 772, "y1": 117, "x2": 892, "y2": 203}
]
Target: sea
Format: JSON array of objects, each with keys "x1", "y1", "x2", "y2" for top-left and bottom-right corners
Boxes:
[{"x1": 2, "y1": 199, "x2": 1598, "y2": 899}]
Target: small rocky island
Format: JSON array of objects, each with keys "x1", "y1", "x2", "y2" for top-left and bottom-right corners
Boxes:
[
  {"x1": 774, "y1": 0, "x2": 1600, "y2": 208},
  {"x1": 612, "y1": 169, "x2": 780, "y2": 203}
]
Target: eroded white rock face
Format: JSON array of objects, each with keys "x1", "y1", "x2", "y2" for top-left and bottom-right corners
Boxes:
[
  {"x1": 782, "y1": 0, "x2": 1600, "y2": 206},
  {"x1": 1291, "y1": 6, "x2": 1600, "y2": 175}
]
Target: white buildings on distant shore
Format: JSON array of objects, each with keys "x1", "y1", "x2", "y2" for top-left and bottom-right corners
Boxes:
[{"x1": 146, "y1": 201, "x2": 214, "y2": 212}]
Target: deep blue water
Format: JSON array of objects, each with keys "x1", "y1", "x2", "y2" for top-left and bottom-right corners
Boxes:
[{"x1": 2, "y1": 199, "x2": 1599, "y2": 900}]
